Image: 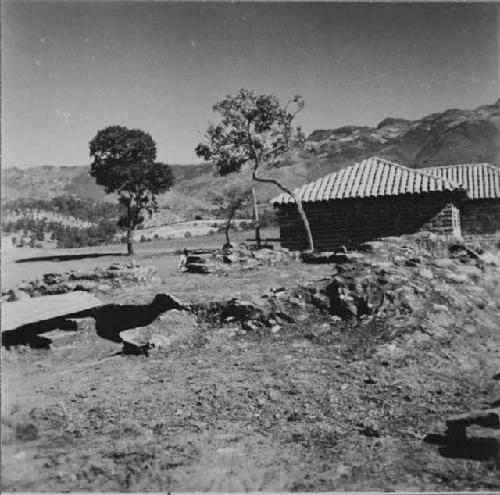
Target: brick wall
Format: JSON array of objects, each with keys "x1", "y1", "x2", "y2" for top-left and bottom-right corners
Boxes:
[
  {"x1": 276, "y1": 192, "x2": 462, "y2": 251},
  {"x1": 460, "y1": 199, "x2": 500, "y2": 238}
]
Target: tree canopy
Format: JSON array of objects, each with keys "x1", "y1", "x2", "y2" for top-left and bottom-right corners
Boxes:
[
  {"x1": 195, "y1": 89, "x2": 314, "y2": 251},
  {"x1": 89, "y1": 125, "x2": 174, "y2": 254}
]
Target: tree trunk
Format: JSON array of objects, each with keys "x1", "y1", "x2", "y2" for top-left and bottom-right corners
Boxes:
[
  {"x1": 294, "y1": 196, "x2": 314, "y2": 253},
  {"x1": 126, "y1": 200, "x2": 134, "y2": 255},
  {"x1": 252, "y1": 187, "x2": 261, "y2": 248},
  {"x1": 252, "y1": 169, "x2": 314, "y2": 252},
  {"x1": 126, "y1": 227, "x2": 134, "y2": 255},
  {"x1": 224, "y1": 218, "x2": 231, "y2": 245}
]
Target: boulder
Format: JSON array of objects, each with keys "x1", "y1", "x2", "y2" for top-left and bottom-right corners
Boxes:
[
  {"x1": 219, "y1": 298, "x2": 270, "y2": 324},
  {"x1": 419, "y1": 268, "x2": 434, "y2": 280},
  {"x1": 120, "y1": 309, "x2": 198, "y2": 354},
  {"x1": 443, "y1": 271, "x2": 468, "y2": 284},
  {"x1": 433, "y1": 258, "x2": 455, "y2": 269},
  {"x1": 43, "y1": 273, "x2": 66, "y2": 285},
  {"x1": 75, "y1": 281, "x2": 97, "y2": 291}
]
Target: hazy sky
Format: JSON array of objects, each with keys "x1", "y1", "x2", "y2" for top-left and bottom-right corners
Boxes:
[{"x1": 2, "y1": 1, "x2": 499, "y2": 169}]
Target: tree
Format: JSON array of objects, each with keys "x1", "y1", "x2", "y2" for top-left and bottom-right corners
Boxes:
[
  {"x1": 213, "y1": 187, "x2": 252, "y2": 246},
  {"x1": 89, "y1": 125, "x2": 174, "y2": 254},
  {"x1": 195, "y1": 89, "x2": 314, "y2": 252}
]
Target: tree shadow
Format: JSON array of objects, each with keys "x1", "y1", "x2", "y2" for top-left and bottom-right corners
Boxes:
[
  {"x1": 15, "y1": 252, "x2": 127, "y2": 263},
  {"x1": 2, "y1": 294, "x2": 186, "y2": 348},
  {"x1": 2, "y1": 313, "x2": 90, "y2": 348},
  {"x1": 93, "y1": 294, "x2": 185, "y2": 342},
  {"x1": 424, "y1": 434, "x2": 499, "y2": 462}
]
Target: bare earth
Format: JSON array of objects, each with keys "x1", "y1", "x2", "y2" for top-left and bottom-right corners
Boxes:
[{"x1": 2, "y1": 233, "x2": 500, "y2": 491}]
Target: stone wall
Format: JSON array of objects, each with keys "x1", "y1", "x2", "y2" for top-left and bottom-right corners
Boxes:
[
  {"x1": 460, "y1": 199, "x2": 500, "y2": 240},
  {"x1": 276, "y1": 192, "x2": 462, "y2": 252}
]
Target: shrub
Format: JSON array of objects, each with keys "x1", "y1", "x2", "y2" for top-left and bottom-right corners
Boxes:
[{"x1": 194, "y1": 214, "x2": 203, "y2": 220}]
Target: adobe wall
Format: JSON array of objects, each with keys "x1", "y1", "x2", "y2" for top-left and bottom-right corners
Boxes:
[
  {"x1": 276, "y1": 193, "x2": 461, "y2": 252},
  {"x1": 460, "y1": 199, "x2": 500, "y2": 239}
]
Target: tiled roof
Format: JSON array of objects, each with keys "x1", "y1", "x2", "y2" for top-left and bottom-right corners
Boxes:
[
  {"x1": 422, "y1": 163, "x2": 500, "y2": 199},
  {"x1": 271, "y1": 157, "x2": 465, "y2": 205}
]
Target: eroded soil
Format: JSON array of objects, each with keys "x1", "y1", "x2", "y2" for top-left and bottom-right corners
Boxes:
[{"x1": 2, "y1": 247, "x2": 500, "y2": 491}]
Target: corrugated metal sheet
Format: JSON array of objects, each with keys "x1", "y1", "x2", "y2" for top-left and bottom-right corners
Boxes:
[
  {"x1": 271, "y1": 157, "x2": 465, "y2": 205},
  {"x1": 423, "y1": 163, "x2": 500, "y2": 199}
]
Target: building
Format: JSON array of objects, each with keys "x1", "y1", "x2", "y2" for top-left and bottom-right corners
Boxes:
[
  {"x1": 422, "y1": 163, "x2": 500, "y2": 239},
  {"x1": 271, "y1": 157, "x2": 500, "y2": 251}
]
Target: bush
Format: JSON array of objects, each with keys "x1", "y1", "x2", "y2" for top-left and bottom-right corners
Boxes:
[
  {"x1": 194, "y1": 214, "x2": 203, "y2": 220},
  {"x1": 239, "y1": 221, "x2": 252, "y2": 230}
]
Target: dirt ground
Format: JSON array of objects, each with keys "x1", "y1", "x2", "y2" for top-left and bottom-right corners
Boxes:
[
  {"x1": 1, "y1": 228, "x2": 278, "y2": 291},
  {"x1": 2, "y1": 236, "x2": 500, "y2": 491}
]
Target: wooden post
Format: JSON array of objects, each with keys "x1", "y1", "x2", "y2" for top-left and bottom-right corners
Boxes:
[{"x1": 252, "y1": 187, "x2": 261, "y2": 248}]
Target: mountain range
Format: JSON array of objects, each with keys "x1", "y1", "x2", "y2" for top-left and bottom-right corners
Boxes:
[{"x1": 2, "y1": 99, "x2": 499, "y2": 218}]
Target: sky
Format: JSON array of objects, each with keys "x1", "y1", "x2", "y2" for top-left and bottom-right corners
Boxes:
[{"x1": 2, "y1": 1, "x2": 499, "y2": 169}]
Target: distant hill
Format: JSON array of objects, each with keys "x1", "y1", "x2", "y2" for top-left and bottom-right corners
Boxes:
[
  {"x1": 306, "y1": 99, "x2": 500, "y2": 168},
  {"x1": 2, "y1": 100, "x2": 498, "y2": 219}
]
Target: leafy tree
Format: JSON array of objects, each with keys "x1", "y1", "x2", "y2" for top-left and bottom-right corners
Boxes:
[
  {"x1": 89, "y1": 125, "x2": 174, "y2": 254},
  {"x1": 195, "y1": 89, "x2": 314, "y2": 251},
  {"x1": 212, "y1": 187, "x2": 252, "y2": 246}
]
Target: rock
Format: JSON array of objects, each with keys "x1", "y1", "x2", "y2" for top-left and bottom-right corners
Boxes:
[
  {"x1": 432, "y1": 304, "x2": 448, "y2": 312},
  {"x1": 41, "y1": 284, "x2": 70, "y2": 295},
  {"x1": 43, "y1": 273, "x2": 64, "y2": 285},
  {"x1": 120, "y1": 309, "x2": 198, "y2": 354},
  {"x1": 7, "y1": 289, "x2": 31, "y2": 302},
  {"x1": 419, "y1": 268, "x2": 434, "y2": 280},
  {"x1": 69, "y1": 271, "x2": 101, "y2": 281},
  {"x1": 75, "y1": 281, "x2": 96, "y2": 291},
  {"x1": 17, "y1": 282, "x2": 33, "y2": 292},
  {"x1": 455, "y1": 265, "x2": 483, "y2": 279},
  {"x1": 302, "y1": 251, "x2": 364, "y2": 264},
  {"x1": 148, "y1": 334, "x2": 172, "y2": 349},
  {"x1": 219, "y1": 298, "x2": 270, "y2": 324},
  {"x1": 185, "y1": 262, "x2": 214, "y2": 274},
  {"x1": 406, "y1": 257, "x2": 422, "y2": 267},
  {"x1": 358, "y1": 241, "x2": 385, "y2": 253},
  {"x1": 433, "y1": 258, "x2": 455, "y2": 269},
  {"x1": 63, "y1": 282, "x2": 78, "y2": 291},
  {"x1": 443, "y1": 271, "x2": 468, "y2": 284},
  {"x1": 449, "y1": 243, "x2": 480, "y2": 260},
  {"x1": 96, "y1": 283, "x2": 112, "y2": 292},
  {"x1": 241, "y1": 320, "x2": 262, "y2": 332},
  {"x1": 359, "y1": 425, "x2": 380, "y2": 437}
]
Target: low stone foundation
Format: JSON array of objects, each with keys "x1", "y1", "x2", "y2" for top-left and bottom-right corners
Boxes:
[{"x1": 4, "y1": 261, "x2": 160, "y2": 300}]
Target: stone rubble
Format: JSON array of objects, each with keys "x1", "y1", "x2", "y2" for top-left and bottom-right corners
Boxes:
[{"x1": 4, "y1": 261, "x2": 160, "y2": 300}]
